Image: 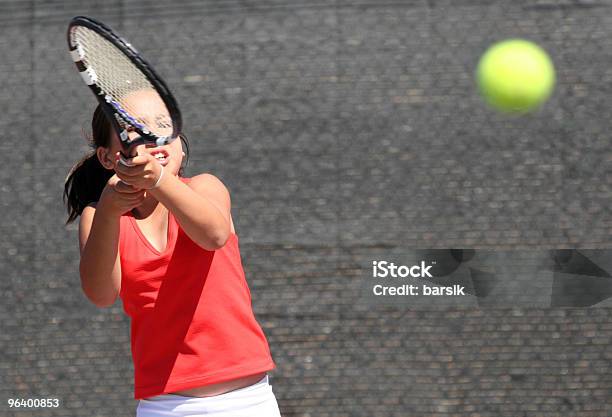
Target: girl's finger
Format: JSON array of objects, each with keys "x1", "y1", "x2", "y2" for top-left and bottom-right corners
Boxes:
[
  {"x1": 115, "y1": 152, "x2": 133, "y2": 167},
  {"x1": 119, "y1": 158, "x2": 135, "y2": 167},
  {"x1": 115, "y1": 163, "x2": 146, "y2": 178},
  {"x1": 123, "y1": 192, "x2": 146, "y2": 202},
  {"x1": 115, "y1": 172, "x2": 143, "y2": 186},
  {"x1": 114, "y1": 181, "x2": 141, "y2": 194},
  {"x1": 121, "y1": 154, "x2": 148, "y2": 167}
]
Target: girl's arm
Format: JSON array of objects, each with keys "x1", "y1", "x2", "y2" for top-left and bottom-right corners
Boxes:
[
  {"x1": 78, "y1": 175, "x2": 146, "y2": 307},
  {"x1": 148, "y1": 172, "x2": 231, "y2": 251},
  {"x1": 79, "y1": 204, "x2": 122, "y2": 307}
]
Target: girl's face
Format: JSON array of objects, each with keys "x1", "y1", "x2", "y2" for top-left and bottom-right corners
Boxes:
[{"x1": 96, "y1": 89, "x2": 184, "y2": 176}]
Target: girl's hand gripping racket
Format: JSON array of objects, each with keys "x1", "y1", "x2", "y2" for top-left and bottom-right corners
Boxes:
[{"x1": 67, "y1": 16, "x2": 182, "y2": 165}]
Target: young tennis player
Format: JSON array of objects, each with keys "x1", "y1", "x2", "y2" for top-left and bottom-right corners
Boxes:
[{"x1": 64, "y1": 104, "x2": 281, "y2": 417}]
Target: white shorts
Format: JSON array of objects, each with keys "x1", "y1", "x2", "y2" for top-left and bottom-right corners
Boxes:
[{"x1": 136, "y1": 376, "x2": 281, "y2": 417}]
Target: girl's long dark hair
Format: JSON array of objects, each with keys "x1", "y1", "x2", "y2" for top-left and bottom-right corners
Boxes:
[{"x1": 63, "y1": 105, "x2": 190, "y2": 224}]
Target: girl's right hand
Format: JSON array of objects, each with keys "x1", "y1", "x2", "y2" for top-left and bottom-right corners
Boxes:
[{"x1": 97, "y1": 174, "x2": 146, "y2": 217}]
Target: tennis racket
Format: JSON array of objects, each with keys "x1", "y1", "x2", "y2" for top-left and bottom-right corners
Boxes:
[{"x1": 67, "y1": 16, "x2": 182, "y2": 162}]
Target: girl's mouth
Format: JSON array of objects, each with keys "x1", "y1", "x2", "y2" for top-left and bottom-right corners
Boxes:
[{"x1": 151, "y1": 150, "x2": 170, "y2": 166}]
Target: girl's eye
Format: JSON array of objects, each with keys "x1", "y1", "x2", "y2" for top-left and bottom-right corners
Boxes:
[{"x1": 156, "y1": 116, "x2": 171, "y2": 128}]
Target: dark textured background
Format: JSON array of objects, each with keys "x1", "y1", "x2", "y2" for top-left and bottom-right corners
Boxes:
[{"x1": 2, "y1": 0, "x2": 612, "y2": 416}]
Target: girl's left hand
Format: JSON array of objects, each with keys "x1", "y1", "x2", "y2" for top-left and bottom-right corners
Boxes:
[{"x1": 114, "y1": 152, "x2": 163, "y2": 190}]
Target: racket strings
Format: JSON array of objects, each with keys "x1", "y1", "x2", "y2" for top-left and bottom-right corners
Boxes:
[{"x1": 73, "y1": 26, "x2": 173, "y2": 138}]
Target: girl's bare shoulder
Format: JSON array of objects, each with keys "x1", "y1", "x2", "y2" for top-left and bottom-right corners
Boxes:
[
  {"x1": 186, "y1": 173, "x2": 229, "y2": 194},
  {"x1": 185, "y1": 173, "x2": 231, "y2": 211}
]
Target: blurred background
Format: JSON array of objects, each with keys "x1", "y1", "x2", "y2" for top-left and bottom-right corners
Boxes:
[{"x1": 2, "y1": 0, "x2": 612, "y2": 416}]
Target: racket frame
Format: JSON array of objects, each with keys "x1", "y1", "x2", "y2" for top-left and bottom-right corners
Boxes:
[{"x1": 67, "y1": 16, "x2": 182, "y2": 157}]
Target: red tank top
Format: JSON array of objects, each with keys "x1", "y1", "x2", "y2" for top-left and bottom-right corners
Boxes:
[{"x1": 118, "y1": 178, "x2": 275, "y2": 399}]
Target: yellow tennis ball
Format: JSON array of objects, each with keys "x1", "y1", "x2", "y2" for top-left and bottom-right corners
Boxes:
[{"x1": 476, "y1": 39, "x2": 556, "y2": 113}]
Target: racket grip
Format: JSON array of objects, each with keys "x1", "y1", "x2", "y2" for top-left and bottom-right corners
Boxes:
[{"x1": 118, "y1": 154, "x2": 135, "y2": 167}]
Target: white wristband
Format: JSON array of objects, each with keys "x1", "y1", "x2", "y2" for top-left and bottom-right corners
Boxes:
[{"x1": 151, "y1": 165, "x2": 164, "y2": 189}]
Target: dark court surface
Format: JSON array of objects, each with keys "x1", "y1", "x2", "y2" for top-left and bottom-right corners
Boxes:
[{"x1": 1, "y1": 1, "x2": 612, "y2": 416}]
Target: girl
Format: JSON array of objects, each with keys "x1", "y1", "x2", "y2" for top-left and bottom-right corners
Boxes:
[{"x1": 64, "y1": 104, "x2": 281, "y2": 417}]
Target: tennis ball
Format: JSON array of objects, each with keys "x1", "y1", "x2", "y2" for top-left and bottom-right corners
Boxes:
[{"x1": 476, "y1": 39, "x2": 556, "y2": 113}]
